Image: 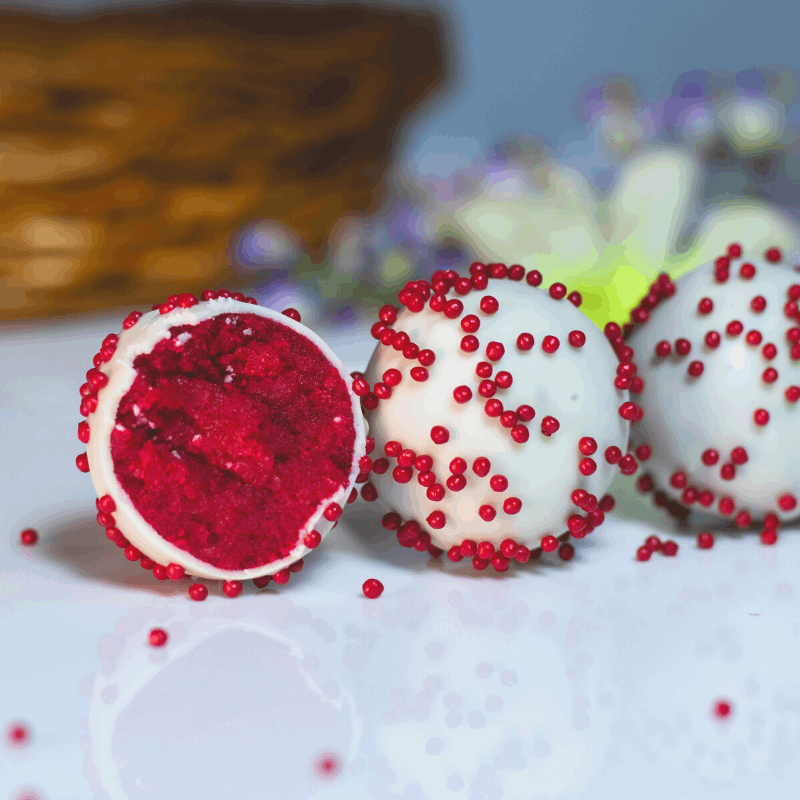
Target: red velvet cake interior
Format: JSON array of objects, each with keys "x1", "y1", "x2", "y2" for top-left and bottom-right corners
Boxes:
[{"x1": 111, "y1": 313, "x2": 355, "y2": 571}]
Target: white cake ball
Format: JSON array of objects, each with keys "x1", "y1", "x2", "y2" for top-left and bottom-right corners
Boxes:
[
  {"x1": 626, "y1": 244, "x2": 800, "y2": 528},
  {"x1": 358, "y1": 263, "x2": 633, "y2": 571},
  {"x1": 75, "y1": 289, "x2": 366, "y2": 591}
]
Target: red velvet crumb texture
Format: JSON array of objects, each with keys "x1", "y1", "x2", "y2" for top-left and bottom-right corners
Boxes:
[{"x1": 111, "y1": 313, "x2": 356, "y2": 571}]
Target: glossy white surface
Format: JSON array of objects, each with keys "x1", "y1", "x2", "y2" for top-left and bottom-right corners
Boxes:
[
  {"x1": 627, "y1": 255, "x2": 800, "y2": 521},
  {"x1": 85, "y1": 300, "x2": 367, "y2": 580},
  {"x1": 2, "y1": 308, "x2": 799, "y2": 800},
  {"x1": 363, "y1": 280, "x2": 629, "y2": 551}
]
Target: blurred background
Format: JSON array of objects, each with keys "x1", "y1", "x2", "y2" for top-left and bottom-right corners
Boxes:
[{"x1": 2, "y1": 0, "x2": 800, "y2": 332}]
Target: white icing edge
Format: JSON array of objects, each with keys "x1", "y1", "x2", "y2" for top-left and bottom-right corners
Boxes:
[{"x1": 86, "y1": 298, "x2": 366, "y2": 580}]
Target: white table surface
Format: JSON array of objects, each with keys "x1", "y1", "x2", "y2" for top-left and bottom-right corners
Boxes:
[{"x1": 2, "y1": 303, "x2": 799, "y2": 800}]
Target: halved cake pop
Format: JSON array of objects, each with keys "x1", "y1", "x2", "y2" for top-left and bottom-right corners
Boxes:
[
  {"x1": 355, "y1": 264, "x2": 638, "y2": 571},
  {"x1": 76, "y1": 290, "x2": 367, "y2": 590},
  {"x1": 625, "y1": 245, "x2": 800, "y2": 537}
]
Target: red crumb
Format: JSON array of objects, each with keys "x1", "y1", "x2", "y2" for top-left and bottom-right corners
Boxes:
[
  {"x1": 148, "y1": 628, "x2": 168, "y2": 647},
  {"x1": 362, "y1": 578, "x2": 384, "y2": 599},
  {"x1": 19, "y1": 529, "x2": 38, "y2": 546},
  {"x1": 111, "y1": 313, "x2": 355, "y2": 571}
]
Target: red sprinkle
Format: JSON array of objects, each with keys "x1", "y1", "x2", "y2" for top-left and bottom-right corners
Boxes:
[
  {"x1": 148, "y1": 628, "x2": 168, "y2": 647},
  {"x1": 697, "y1": 531, "x2": 714, "y2": 549},
  {"x1": 661, "y1": 540, "x2": 679, "y2": 556},
  {"x1": 713, "y1": 699, "x2": 733, "y2": 719},
  {"x1": 19, "y1": 528, "x2": 38, "y2": 546},
  {"x1": 362, "y1": 578, "x2": 384, "y2": 599},
  {"x1": 188, "y1": 583, "x2": 208, "y2": 601},
  {"x1": 636, "y1": 546, "x2": 652, "y2": 562}
]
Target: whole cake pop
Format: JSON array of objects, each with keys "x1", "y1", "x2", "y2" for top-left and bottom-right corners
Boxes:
[
  {"x1": 356, "y1": 263, "x2": 637, "y2": 571},
  {"x1": 625, "y1": 245, "x2": 800, "y2": 535},
  {"x1": 76, "y1": 290, "x2": 366, "y2": 589}
]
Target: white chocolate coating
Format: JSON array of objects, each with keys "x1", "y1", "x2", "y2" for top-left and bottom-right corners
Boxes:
[
  {"x1": 627, "y1": 254, "x2": 800, "y2": 522},
  {"x1": 363, "y1": 278, "x2": 630, "y2": 550},
  {"x1": 86, "y1": 298, "x2": 367, "y2": 579}
]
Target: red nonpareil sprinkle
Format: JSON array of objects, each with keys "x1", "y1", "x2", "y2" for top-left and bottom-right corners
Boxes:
[
  {"x1": 188, "y1": 583, "x2": 208, "y2": 601},
  {"x1": 6, "y1": 722, "x2": 30, "y2": 748},
  {"x1": 314, "y1": 752, "x2": 342, "y2": 779},
  {"x1": 568, "y1": 330, "x2": 586, "y2": 347},
  {"x1": 726, "y1": 320, "x2": 744, "y2": 336},
  {"x1": 19, "y1": 528, "x2": 38, "y2": 546},
  {"x1": 761, "y1": 528, "x2": 778, "y2": 545},
  {"x1": 645, "y1": 535, "x2": 661, "y2": 551},
  {"x1": 599, "y1": 494, "x2": 615, "y2": 512},
  {"x1": 636, "y1": 545, "x2": 652, "y2": 562},
  {"x1": 272, "y1": 568, "x2": 291, "y2": 585},
  {"x1": 687, "y1": 360, "x2": 704, "y2": 377},
  {"x1": 713, "y1": 699, "x2": 733, "y2": 719},
  {"x1": 744, "y1": 330, "x2": 763, "y2": 348},
  {"x1": 579, "y1": 458, "x2": 597, "y2": 476},
  {"x1": 540, "y1": 416, "x2": 560, "y2": 436},
  {"x1": 734, "y1": 511, "x2": 752, "y2": 528},
  {"x1": 461, "y1": 314, "x2": 480, "y2": 333},
  {"x1": 541, "y1": 535, "x2": 558, "y2": 552},
  {"x1": 655, "y1": 340, "x2": 671, "y2": 357},
  {"x1": 486, "y1": 341, "x2": 505, "y2": 361},
  {"x1": 223, "y1": 580, "x2": 243, "y2": 598},
  {"x1": 480, "y1": 295, "x2": 499, "y2": 314},
  {"x1": 698, "y1": 297, "x2": 714, "y2": 314},
  {"x1": 605, "y1": 446, "x2": 622, "y2": 464},
  {"x1": 517, "y1": 332, "x2": 534, "y2": 351},
  {"x1": 542, "y1": 336, "x2": 560, "y2": 354},
  {"x1": 526, "y1": 269, "x2": 543, "y2": 287},
  {"x1": 253, "y1": 575, "x2": 271, "y2": 588},
  {"x1": 166, "y1": 563, "x2": 185, "y2": 581},
  {"x1": 567, "y1": 291, "x2": 582, "y2": 307},
  {"x1": 558, "y1": 543, "x2": 574, "y2": 561},
  {"x1": 362, "y1": 578, "x2": 384, "y2": 599},
  {"x1": 149, "y1": 628, "x2": 168, "y2": 647},
  {"x1": 661, "y1": 540, "x2": 678, "y2": 556},
  {"x1": 697, "y1": 531, "x2": 714, "y2": 549},
  {"x1": 447, "y1": 545, "x2": 463, "y2": 562},
  {"x1": 430, "y1": 425, "x2": 450, "y2": 444}
]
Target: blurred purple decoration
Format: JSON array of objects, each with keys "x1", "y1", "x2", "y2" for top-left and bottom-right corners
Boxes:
[{"x1": 230, "y1": 220, "x2": 303, "y2": 273}]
